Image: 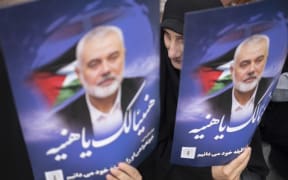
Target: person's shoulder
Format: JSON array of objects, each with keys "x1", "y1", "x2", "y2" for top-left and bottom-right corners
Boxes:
[
  {"x1": 259, "y1": 77, "x2": 274, "y2": 87},
  {"x1": 122, "y1": 76, "x2": 145, "y2": 90},
  {"x1": 123, "y1": 76, "x2": 145, "y2": 84},
  {"x1": 261, "y1": 77, "x2": 273, "y2": 82},
  {"x1": 120, "y1": 77, "x2": 146, "y2": 110},
  {"x1": 206, "y1": 87, "x2": 232, "y2": 103}
]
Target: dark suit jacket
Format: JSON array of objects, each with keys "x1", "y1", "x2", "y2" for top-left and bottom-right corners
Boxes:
[
  {"x1": 205, "y1": 77, "x2": 273, "y2": 123},
  {"x1": 56, "y1": 77, "x2": 145, "y2": 135}
]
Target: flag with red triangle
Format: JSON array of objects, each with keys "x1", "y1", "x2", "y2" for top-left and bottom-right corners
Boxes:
[
  {"x1": 27, "y1": 45, "x2": 82, "y2": 108},
  {"x1": 195, "y1": 47, "x2": 236, "y2": 95}
]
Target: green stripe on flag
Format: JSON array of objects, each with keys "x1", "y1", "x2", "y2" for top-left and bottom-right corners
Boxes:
[
  {"x1": 54, "y1": 79, "x2": 82, "y2": 106},
  {"x1": 209, "y1": 74, "x2": 232, "y2": 94}
]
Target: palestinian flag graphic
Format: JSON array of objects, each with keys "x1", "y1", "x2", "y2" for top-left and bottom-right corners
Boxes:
[
  {"x1": 195, "y1": 47, "x2": 235, "y2": 95},
  {"x1": 195, "y1": 20, "x2": 277, "y2": 96},
  {"x1": 27, "y1": 45, "x2": 82, "y2": 108},
  {"x1": 25, "y1": 7, "x2": 126, "y2": 108}
]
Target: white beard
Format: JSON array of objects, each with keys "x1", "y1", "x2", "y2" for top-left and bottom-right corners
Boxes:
[
  {"x1": 233, "y1": 74, "x2": 260, "y2": 92},
  {"x1": 81, "y1": 75, "x2": 122, "y2": 98}
]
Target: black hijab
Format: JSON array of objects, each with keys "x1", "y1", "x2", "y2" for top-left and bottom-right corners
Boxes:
[
  {"x1": 161, "y1": 0, "x2": 223, "y2": 34},
  {"x1": 151, "y1": 0, "x2": 223, "y2": 179},
  {"x1": 139, "y1": 1, "x2": 269, "y2": 179},
  {"x1": 159, "y1": 0, "x2": 222, "y2": 147},
  {"x1": 156, "y1": 1, "x2": 269, "y2": 180}
]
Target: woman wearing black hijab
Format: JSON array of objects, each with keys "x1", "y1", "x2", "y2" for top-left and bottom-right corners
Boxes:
[{"x1": 106, "y1": 0, "x2": 269, "y2": 179}]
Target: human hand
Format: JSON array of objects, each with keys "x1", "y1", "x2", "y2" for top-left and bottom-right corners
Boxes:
[
  {"x1": 106, "y1": 162, "x2": 142, "y2": 180},
  {"x1": 212, "y1": 147, "x2": 251, "y2": 180}
]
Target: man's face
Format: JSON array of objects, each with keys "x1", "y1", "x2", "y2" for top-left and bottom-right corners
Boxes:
[
  {"x1": 163, "y1": 28, "x2": 184, "y2": 70},
  {"x1": 77, "y1": 32, "x2": 125, "y2": 98},
  {"x1": 231, "y1": 39, "x2": 268, "y2": 92}
]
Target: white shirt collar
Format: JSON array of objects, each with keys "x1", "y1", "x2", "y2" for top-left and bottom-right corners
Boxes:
[
  {"x1": 231, "y1": 85, "x2": 258, "y2": 122},
  {"x1": 86, "y1": 88, "x2": 123, "y2": 137}
]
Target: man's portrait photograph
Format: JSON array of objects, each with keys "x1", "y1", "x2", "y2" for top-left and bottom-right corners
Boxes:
[
  {"x1": 171, "y1": 0, "x2": 287, "y2": 167},
  {"x1": 0, "y1": 1, "x2": 160, "y2": 179}
]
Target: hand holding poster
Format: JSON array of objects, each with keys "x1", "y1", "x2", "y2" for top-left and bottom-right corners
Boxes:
[
  {"x1": 171, "y1": 0, "x2": 288, "y2": 167},
  {"x1": 0, "y1": 0, "x2": 160, "y2": 179}
]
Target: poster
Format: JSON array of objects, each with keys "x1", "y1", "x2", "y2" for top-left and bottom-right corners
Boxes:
[
  {"x1": 0, "y1": 0, "x2": 160, "y2": 179},
  {"x1": 171, "y1": 0, "x2": 288, "y2": 167}
]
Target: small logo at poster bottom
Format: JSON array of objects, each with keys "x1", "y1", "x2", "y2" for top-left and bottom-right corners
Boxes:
[
  {"x1": 45, "y1": 169, "x2": 64, "y2": 180},
  {"x1": 181, "y1": 146, "x2": 196, "y2": 159}
]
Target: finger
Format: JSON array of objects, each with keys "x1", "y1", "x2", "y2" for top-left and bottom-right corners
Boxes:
[
  {"x1": 109, "y1": 167, "x2": 131, "y2": 180},
  {"x1": 106, "y1": 173, "x2": 118, "y2": 180},
  {"x1": 118, "y1": 162, "x2": 142, "y2": 180},
  {"x1": 224, "y1": 147, "x2": 252, "y2": 179},
  {"x1": 231, "y1": 147, "x2": 251, "y2": 177},
  {"x1": 227, "y1": 147, "x2": 251, "y2": 169}
]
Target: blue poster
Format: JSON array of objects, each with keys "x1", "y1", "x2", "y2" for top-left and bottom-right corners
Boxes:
[
  {"x1": 171, "y1": 0, "x2": 287, "y2": 167},
  {"x1": 0, "y1": 0, "x2": 160, "y2": 179}
]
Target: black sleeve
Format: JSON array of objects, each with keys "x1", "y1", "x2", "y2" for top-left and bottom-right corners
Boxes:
[{"x1": 243, "y1": 127, "x2": 269, "y2": 180}]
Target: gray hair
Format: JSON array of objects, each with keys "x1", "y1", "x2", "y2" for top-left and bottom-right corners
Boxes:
[
  {"x1": 233, "y1": 34, "x2": 270, "y2": 65},
  {"x1": 76, "y1": 25, "x2": 124, "y2": 66}
]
